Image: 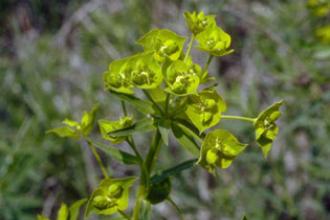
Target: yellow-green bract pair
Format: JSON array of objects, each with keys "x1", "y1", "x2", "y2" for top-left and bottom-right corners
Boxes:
[
  {"x1": 185, "y1": 11, "x2": 233, "y2": 56},
  {"x1": 197, "y1": 101, "x2": 283, "y2": 174}
]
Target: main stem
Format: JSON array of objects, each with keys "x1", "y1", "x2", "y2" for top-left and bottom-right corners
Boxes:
[
  {"x1": 120, "y1": 101, "x2": 148, "y2": 220},
  {"x1": 221, "y1": 115, "x2": 256, "y2": 123}
]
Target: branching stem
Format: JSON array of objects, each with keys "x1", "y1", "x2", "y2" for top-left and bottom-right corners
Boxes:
[
  {"x1": 143, "y1": 90, "x2": 164, "y2": 115},
  {"x1": 85, "y1": 138, "x2": 109, "y2": 178},
  {"x1": 184, "y1": 34, "x2": 195, "y2": 61},
  {"x1": 221, "y1": 115, "x2": 256, "y2": 123},
  {"x1": 203, "y1": 54, "x2": 214, "y2": 73}
]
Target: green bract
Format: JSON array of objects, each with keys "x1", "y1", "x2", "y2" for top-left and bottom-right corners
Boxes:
[
  {"x1": 86, "y1": 177, "x2": 136, "y2": 216},
  {"x1": 185, "y1": 88, "x2": 226, "y2": 133},
  {"x1": 98, "y1": 116, "x2": 133, "y2": 144},
  {"x1": 185, "y1": 56, "x2": 203, "y2": 79},
  {"x1": 198, "y1": 129, "x2": 247, "y2": 174},
  {"x1": 104, "y1": 57, "x2": 134, "y2": 94},
  {"x1": 104, "y1": 52, "x2": 163, "y2": 94},
  {"x1": 196, "y1": 26, "x2": 233, "y2": 56},
  {"x1": 48, "y1": 105, "x2": 98, "y2": 138},
  {"x1": 254, "y1": 100, "x2": 284, "y2": 158},
  {"x1": 184, "y1": 11, "x2": 216, "y2": 35},
  {"x1": 137, "y1": 29, "x2": 186, "y2": 62},
  {"x1": 130, "y1": 52, "x2": 163, "y2": 89},
  {"x1": 165, "y1": 60, "x2": 200, "y2": 96}
]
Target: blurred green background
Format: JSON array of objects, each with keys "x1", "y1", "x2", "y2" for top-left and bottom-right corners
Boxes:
[{"x1": 0, "y1": 0, "x2": 330, "y2": 219}]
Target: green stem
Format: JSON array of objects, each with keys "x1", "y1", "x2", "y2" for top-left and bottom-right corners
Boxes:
[
  {"x1": 167, "y1": 197, "x2": 184, "y2": 220},
  {"x1": 203, "y1": 54, "x2": 214, "y2": 73},
  {"x1": 184, "y1": 34, "x2": 195, "y2": 61},
  {"x1": 126, "y1": 137, "x2": 143, "y2": 161},
  {"x1": 132, "y1": 185, "x2": 145, "y2": 220},
  {"x1": 165, "y1": 93, "x2": 171, "y2": 116},
  {"x1": 120, "y1": 100, "x2": 148, "y2": 220},
  {"x1": 118, "y1": 210, "x2": 130, "y2": 220},
  {"x1": 221, "y1": 115, "x2": 256, "y2": 123},
  {"x1": 121, "y1": 101, "x2": 128, "y2": 116},
  {"x1": 143, "y1": 90, "x2": 164, "y2": 115},
  {"x1": 86, "y1": 139, "x2": 109, "y2": 178},
  {"x1": 144, "y1": 130, "x2": 162, "y2": 174}
]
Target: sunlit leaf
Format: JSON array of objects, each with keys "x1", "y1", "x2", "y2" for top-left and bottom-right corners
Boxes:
[
  {"x1": 47, "y1": 126, "x2": 77, "y2": 138},
  {"x1": 69, "y1": 198, "x2": 87, "y2": 220},
  {"x1": 47, "y1": 106, "x2": 98, "y2": 139},
  {"x1": 109, "y1": 118, "x2": 156, "y2": 137},
  {"x1": 57, "y1": 203, "x2": 69, "y2": 220},
  {"x1": 98, "y1": 116, "x2": 133, "y2": 144},
  {"x1": 37, "y1": 215, "x2": 50, "y2": 220},
  {"x1": 80, "y1": 105, "x2": 99, "y2": 136}
]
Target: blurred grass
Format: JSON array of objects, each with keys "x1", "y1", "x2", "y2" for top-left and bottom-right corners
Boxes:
[{"x1": 0, "y1": 0, "x2": 330, "y2": 219}]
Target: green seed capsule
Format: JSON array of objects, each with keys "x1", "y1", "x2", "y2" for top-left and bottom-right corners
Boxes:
[{"x1": 146, "y1": 178, "x2": 171, "y2": 204}]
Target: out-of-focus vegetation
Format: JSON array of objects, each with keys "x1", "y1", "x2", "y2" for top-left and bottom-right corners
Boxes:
[{"x1": 0, "y1": 0, "x2": 329, "y2": 219}]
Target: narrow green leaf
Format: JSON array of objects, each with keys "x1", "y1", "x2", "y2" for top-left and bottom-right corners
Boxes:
[
  {"x1": 140, "y1": 200, "x2": 152, "y2": 220},
  {"x1": 110, "y1": 91, "x2": 156, "y2": 115},
  {"x1": 158, "y1": 119, "x2": 171, "y2": 146},
  {"x1": 69, "y1": 198, "x2": 87, "y2": 220},
  {"x1": 171, "y1": 123, "x2": 200, "y2": 156},
  {"x1": 151, "y1": 159, "x2": 197, "y2": 184},
  {"x1": 93, "y1": 141, "x2": 139, "y2": 165},
  {"x1": 47, "y1": 126, "x2": 76, "y2": 138},
  {"x1": 174, "y1": 120, "x2": 203, "y2": 142}
]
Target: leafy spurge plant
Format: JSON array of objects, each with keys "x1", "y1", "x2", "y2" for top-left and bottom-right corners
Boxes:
[{"x1": 45, "y1": 11, "x2": 284, "y2": 219}]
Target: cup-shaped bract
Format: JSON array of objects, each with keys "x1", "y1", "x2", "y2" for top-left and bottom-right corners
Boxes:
[
  {"x1": 104, "y1": 57, "x2": 134, "y2": 94},
  {"x1": 254, "y1": 100, "x2": 284, "y2": 158},
  {"x1": 184, "y1": 11, "x2": 216, "y2": 35},
  {"x1": 185, "y1": 88, "x2": 226, "y2": 133},
  {"x1": 196, "y1": 26, "x2": 233, "y2": 57},
  {"x1": 137, "y1": 29, "x2": 186, "y2": 62},
  {"x1": 86, "y1": 177, "x2": 136, "y2": 216},
  {"x1": 129, "y1": 52, "x2": 163, "y2": 89},
  {"x1": 197, "y1": 129, "x2": 247, "y2": 174},
  {"x1": 165, "y1": 60, "x2": 200, "y2": 96},
  {"x1": 98, "y1": 116, "x2": 133, "y2": 144}
]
